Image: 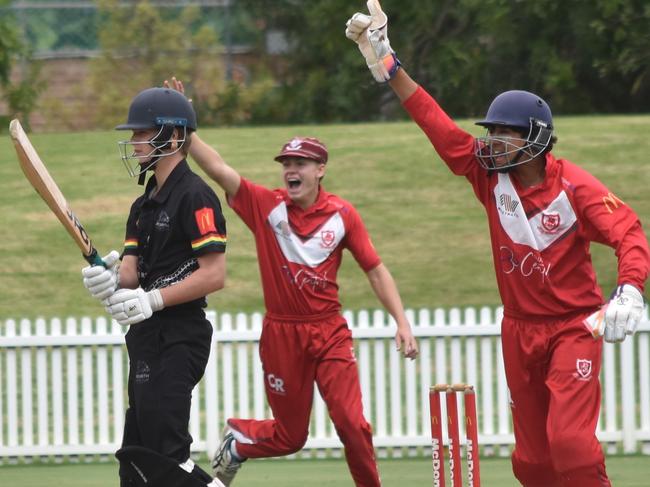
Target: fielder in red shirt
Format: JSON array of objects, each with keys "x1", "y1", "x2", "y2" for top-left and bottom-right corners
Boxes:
[
  {"x1": 170, "y1": 72, "x2": 418, "y2": 487},
  {"x1": 346, "y1": 2, "x2": 649, "y2": 487}
]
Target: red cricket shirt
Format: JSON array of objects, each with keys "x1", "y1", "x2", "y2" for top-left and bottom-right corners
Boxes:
[
  {"x1": 229, "y1": 177, "x2": 381, "y2": 319},
  {"x1": 404, "y1": 86, "x2": 649, "y2": 320}
]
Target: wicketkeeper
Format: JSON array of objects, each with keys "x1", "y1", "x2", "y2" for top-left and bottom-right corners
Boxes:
[{"x1": 346, "y1": 2, "x2": 649, "y2": 486}]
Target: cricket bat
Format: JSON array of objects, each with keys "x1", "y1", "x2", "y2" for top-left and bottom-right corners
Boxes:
[{"x1": 10, "y1": 119, "x2": 105, "y2": 267}]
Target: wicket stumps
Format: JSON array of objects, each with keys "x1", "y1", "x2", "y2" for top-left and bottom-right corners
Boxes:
[{"x1": 429, "y1": 384, "x2": 481, "y2": 487}]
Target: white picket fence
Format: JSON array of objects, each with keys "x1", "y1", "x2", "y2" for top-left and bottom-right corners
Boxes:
[{"x1": 0, "y1": 306, "x2": 649, "y2": 463}]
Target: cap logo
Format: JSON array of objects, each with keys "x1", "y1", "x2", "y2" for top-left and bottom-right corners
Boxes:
[{"x1": 288, "y1": 138, "x2": 303, "y2": 150}]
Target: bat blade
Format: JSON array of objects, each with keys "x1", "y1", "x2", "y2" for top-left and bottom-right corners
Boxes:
[{"x1": 10, "y1": 119, "x2": 104, "y2": 266}]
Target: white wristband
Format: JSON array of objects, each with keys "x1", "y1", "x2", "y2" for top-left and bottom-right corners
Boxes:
[{"x1": 149, "y1": 289, "x2": 164, "y2": 312}]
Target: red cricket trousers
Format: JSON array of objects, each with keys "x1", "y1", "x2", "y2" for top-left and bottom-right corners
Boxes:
[
  {"x1": 228, "y1": 314, "x2": 381, "y2": 487},
  {"x1": 501, "y1": 313, "x2": 611, "y2": 487}
]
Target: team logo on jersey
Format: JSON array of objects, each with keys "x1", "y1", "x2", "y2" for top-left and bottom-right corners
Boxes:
[
  {"x1": 498, "y1": 193, "x2": 520, "y2": 217},
  {"x1": 540, "y1": 212, "x2": 561, "y2": 233},
  {"x1": 267, "y1": 374, "x2": 286, "y2": 395},
  {"x1": 195, "y1": 207, "x2": 216, "y2": 235},
  {"x1": 602, "y1": 192, "x2": 625, "y2": 214},
  {"x1": 575, "y1": 359, "x2": 593, "y2": 381},
  {"x1": 320, "y1": 230, "x2": 336, "y2": 248},
  {"x1": 275, "y1": 220, "x2": 292, "y2": 238},
  {"x1": 135, "y1": 360, "x2": 150, "y2": 384},
  {"x1": 155, "y1": 210, "x2": 170, "y2": 231}
]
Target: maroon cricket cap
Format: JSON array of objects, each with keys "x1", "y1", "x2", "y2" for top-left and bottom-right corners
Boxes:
[{"x1": 274, "y1": 137, "x2": 328, "y2": 164}]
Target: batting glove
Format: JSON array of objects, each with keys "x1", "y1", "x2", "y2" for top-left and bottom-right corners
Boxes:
[
  {"x1": 82, "y1": 250, "x2": 120, "y2": 301},
  {"x1": 345, "y1": 0, "x2": 400, "y2": 83},
  {"x1": 104, "y1": 288, "x2": 164, "y2": 326},
  {"x1": 603, "y1": 284, "x2": 645, "y2": 343}
]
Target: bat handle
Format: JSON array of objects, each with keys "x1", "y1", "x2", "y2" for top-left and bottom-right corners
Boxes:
[{"x1": 84, "y1": 248, "x2": 107, "y2": 267}]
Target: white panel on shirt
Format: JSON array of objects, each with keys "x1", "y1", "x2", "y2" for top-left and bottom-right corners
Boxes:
[
  {"x1": 267, "y1": 201, "x2": 345, "y2": 267},
  {"x1": 494, "y1": 173, "x2": 577, "y2": 252}
]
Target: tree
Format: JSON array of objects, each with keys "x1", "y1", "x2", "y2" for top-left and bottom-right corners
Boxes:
[
  {"x1": 590, "y1": 0, "x2": 650, "y2": 110},
  {"x1": 89, "y1": 0, "x2": 222, "y2": 128},
  {"x1": 239, "y1": 0, "x2": 650, "y2": 123},
  {"x1": 0, "y1": 0, "x2": 44, "y2": 130}
]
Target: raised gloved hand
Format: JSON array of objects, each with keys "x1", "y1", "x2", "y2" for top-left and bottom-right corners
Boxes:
[
  {"x1": 603, "y1": 284, "x2": 645, "y2": 343},
  {"x1": 345, "y1": 0, "x2": 400, "y2": 82},
  {"x1": 82, "y1": 250, "x2": 120, "y2": 301},
  {"x1": 104, "y1": 288, "x2": 164, "y2": 326}
]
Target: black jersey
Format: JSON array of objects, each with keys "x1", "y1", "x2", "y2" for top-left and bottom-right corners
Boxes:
[{"x1": 122, "y1": 159, "x2": 226, "y2": 310}]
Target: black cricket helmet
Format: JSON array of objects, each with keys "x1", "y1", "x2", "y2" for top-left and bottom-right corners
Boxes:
[
  {"x1": 116, "y1": 87, "x2": 196, "y2": 178},
  {"x1": 474, "y1": 90, "x2": 554, "y2": 172}
]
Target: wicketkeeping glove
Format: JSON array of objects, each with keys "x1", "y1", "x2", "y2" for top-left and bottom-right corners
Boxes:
[
  {"x1": 82, "y1": 250, "x2": 120, "y2": 301},
  {"x1": 345, "y1": 0, "x2": 400, "y2": 83},
  {"x1": 603, "y1": 284, "x2": 645, "y2": 343},
  {"x1": 104, "y1": 288, "x2": 164, "y2": 326}
]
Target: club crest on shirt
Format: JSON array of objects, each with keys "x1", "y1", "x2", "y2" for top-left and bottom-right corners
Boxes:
[
  {"x1": 540, "y1": 212, "x2": 561, "y2": 233},
  {"x1": 575, "y1": 358, "x2": 593, "y2": 381},
  {"x1": 321, "y1": 230, "x2": 336, "y2": 248}
]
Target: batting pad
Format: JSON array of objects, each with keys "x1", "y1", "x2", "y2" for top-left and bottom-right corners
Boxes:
[{"x1": 116, "y1": 446, "x2": 214, "y2": 487}]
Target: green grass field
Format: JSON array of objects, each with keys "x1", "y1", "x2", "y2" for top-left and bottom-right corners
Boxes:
[
  {"x1": 0, "y1": 455, "x2": 649, "y2": 486},
  {"x1": 1, "y1": 115, "x2": 649, "y2": 320}
]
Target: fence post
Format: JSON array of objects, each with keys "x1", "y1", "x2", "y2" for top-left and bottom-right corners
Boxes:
[
  {"x1": 205, "y1": 310, "x2": 219, "y2": 459},
  {"x1": 35, "y1": 318, "x2": 48, "y2": 451},
  {"x1": 6, "y1": 320, "x2": 18, "y2": 450},
  {"x1": 620, "y1": 337, "x2": 636, "y2": 453},
  {"x1": 20, "y1": 319, "x2": 34, "y2": 449},
  {"x1": 372, "y1": 309, "x2": 387, "y2": 441}
]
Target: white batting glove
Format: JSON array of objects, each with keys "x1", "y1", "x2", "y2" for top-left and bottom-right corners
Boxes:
[
  {"x1": 345, "y1": 0, "x2": 400, "y2": 83},
  {"x1": 81, "y1": 250, "x2": 120, "y2": 301},
  {"x1": 104, "y1": 288, "x2": 164, "y2": 326},
  {"x1": 603, "y1": 284, "x2": 645, "y2": 343}
]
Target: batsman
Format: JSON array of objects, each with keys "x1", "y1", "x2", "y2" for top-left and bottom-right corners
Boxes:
[
  {"x1": 346, "y1": 1, "x2": 650, "y2": 486},
  {"x1": 81, "y1": 87, "x2": 227, "y2": 487}
]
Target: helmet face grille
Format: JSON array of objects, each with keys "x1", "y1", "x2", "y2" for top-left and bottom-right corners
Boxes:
[{"x1": 117, "y1": 118, "x2": 190, "y2": 179}]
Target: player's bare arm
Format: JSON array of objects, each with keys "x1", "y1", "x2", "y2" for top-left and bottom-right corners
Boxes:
[
  {"x1": 118, "y1": 254, "x2": 139, "y2": 289},
  {"x1": 157, "y1": 252, "x2": 225, "y2": 307},
  {"x1": 189, "y1": 132, "x2": 241, "y2": 197},
  {"x1": 389, "y1": 69, "x2": 418, "y2": 102},
  {"x1": 164, "y1": 77, "x2": 241, "y2": 197},
  {"x1": 365, "y1": 263, "x2": 419, "y2": 359}
]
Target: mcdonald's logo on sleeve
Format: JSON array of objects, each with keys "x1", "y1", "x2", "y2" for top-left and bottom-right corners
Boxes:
[
  {"x1": 195, "y1": 207, "x2": 217, "y2": 235},
  {"x1": 602, "y1": 193, "x2": 625, "y2": 214}
]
